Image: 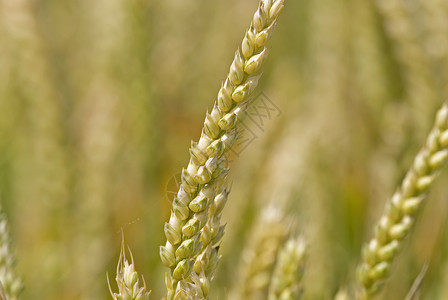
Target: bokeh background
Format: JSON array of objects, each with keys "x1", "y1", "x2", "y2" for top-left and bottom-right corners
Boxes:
[{"x1": 1, "y1": 0, "x2": 448, "y2": 299}]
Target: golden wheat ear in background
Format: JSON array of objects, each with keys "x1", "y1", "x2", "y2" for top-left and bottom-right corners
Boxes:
[
  {"x1": 230, "y1": 207, "x2": 288, "y2": 300},
  {"x1": 268, "y1": 235, "x2": 307, "y2": 300}
]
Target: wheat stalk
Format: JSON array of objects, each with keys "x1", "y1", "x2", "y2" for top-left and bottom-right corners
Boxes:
[
  {"x1": 160, "y1": 1, "x2": 285, "y2": 298},
  {"x1": 356, "y1": 102, "x2": 448, "y2": 299},
  {"x1": 0, "y1": 208, "x2": 23, "y2": 300},
  {"x1": 300, "y1": 0, "x2": 351, "y2": 295},
  {"x1": 268, "y1": 236, "x2": 307, "y2": 300}
]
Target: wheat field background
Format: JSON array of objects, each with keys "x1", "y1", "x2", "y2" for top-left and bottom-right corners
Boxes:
[{"x1": 1, "y1": 0, "x2": 448, "y2": 299}]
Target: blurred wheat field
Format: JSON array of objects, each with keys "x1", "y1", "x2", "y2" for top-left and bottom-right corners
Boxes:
[{"x1": 1, "y1": 0, "x2": 448, "y2": 299}]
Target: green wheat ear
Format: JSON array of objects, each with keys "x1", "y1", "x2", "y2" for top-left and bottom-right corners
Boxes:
[
  {"x1": 160, "y1": 0, "x2": 286, "y2": 299},
  {"x1": 356, "y1": 102, "x2": 448, "y2": 299}
]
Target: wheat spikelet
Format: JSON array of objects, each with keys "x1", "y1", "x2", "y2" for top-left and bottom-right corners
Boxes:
[
  {"x1": 108, "y1": 236, "x2": 150, "y2": 300},
  {"x1": 356, "y1": 102, "x2": 448, "y2": 299},
  {"x1": 268, "y1": 236, "x2": 307, "y2": 300},
  {"x1": 0, "y1": 207, "x2": 23, "y2": 300},
  {"x1": 160, "y1": 1, "x2": 285, "y2": 298}
]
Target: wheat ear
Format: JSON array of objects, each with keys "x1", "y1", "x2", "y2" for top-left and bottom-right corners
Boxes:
[
  {"x1": 375, "y1": 0, "x2": 440, "y2": 130},
  {"x1": 160, "y1": 1, "x2": 285, "y2": 299},
  {"x1": 108, "y1": 237, "x2": 150, "y2": 300},
  {"x1": 356, "y1": 102, "x2": 448, "y2": 299},
  {"x1": 0, "y1": 208, "x2": 23, "y2": 300},
  {"x1": 416, "y1": 0, "x2": 448, "y2": 97},
  {"x1": 231, "y1": 207, "x2": 288, "y2": 300},
  {"x1": 268, "y1": 236, "x2": 307, "y2": 300}
]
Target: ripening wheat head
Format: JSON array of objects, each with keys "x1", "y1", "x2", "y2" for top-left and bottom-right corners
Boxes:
[{"x1": 159, "y1": 0, "x2": 286, "y2": 299}]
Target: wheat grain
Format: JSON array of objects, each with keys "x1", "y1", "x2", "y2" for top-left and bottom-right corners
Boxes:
[
  {"x1": 268, "y1": 236, "x2": 307, "y2": 300},
  {"x1": 356, "y1": 102, "x2": 448, "y2": 299},
  {"x1": 160, "y1": 0, "x2": 285, "y2": 298}
]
